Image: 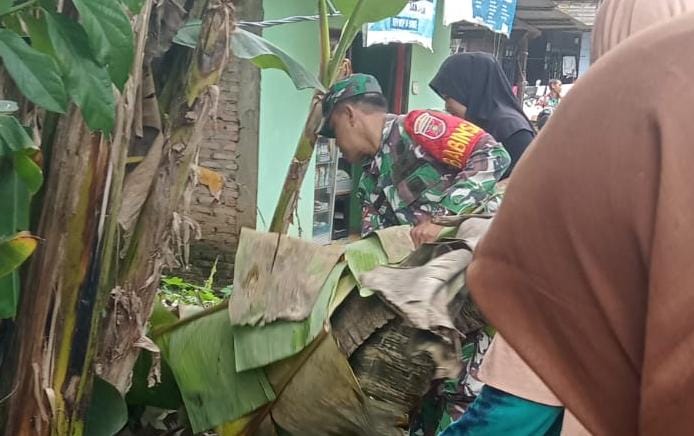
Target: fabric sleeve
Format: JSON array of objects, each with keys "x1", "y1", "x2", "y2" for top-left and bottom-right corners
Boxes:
[
  {"x1": 356, "y1": 173, "x2": 383, "y2": 236},
  {"x1": 439, "y1": 139, "x2": 511, "y2": 215},
  {"x1": 502, "y1": 129, "x2": 534, "y2": 177}
]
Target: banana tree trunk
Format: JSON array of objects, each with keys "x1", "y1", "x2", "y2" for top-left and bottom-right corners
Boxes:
[
  {"x1": 3, "y1": 0, "x2": 234, "y2": 434},
  {"x1": 96, "y1": 0, "x2": 235, "y2": 394},
  {"x1": 269, "y1": 94, "x2": 323, "y2": 233},
  {"x1": 3, "y1": 2, "x2": 155, "y2": 433},
  {"x1": 269, "y1": 0, "x2": 353, "y2": 234}
]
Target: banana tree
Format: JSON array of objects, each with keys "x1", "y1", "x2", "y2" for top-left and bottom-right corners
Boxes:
[{"x1": 0, "y1": 0, "x2": 236, "y2": 433}]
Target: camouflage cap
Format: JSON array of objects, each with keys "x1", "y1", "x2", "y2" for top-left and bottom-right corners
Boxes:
[{"x1": 319, "y1": 73, "x2": 383, "y2": 138}]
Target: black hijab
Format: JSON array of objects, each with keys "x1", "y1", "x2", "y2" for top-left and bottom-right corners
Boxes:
[{"x1": 430, "y1": 52, "x2": 534, "y2": 141}]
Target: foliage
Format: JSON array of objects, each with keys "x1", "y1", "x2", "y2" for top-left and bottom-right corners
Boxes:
[
  {"x1": 0, "y1": 29, "x2": 67, "y2": 112},
  {"x1": 0, "y1": 0, "x2": 133, "y2": 132},
  {"x1": 0, "y1": 108, "x2": 42, "y2": 318},
  {"x1": 233, "y1": 262, "x2": 347, "y2": 371},
  {"x1": 174, "y1": 23, "x2": 323, "y2": 91},
  {"x1": 84, "y1": 377, "x2": 128, "y2": 436},
  {"x1": 0, "y1": 0, "x2": 136, "y2": 317},
  {"x1": 160, "y1": 276, "x2": 223, "y2": 307},
  {"x1": 158, "y1": 309, "x2": 276, "y2": 433},
  {"x1": 159, "y1": 259, "x2": 231, "y2": 308},
  {"x1": 344, "y1": 235, "x2": 389, "y2": 297}
]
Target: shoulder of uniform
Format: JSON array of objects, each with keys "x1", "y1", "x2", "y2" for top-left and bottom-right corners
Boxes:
[{"x1": 403, "y1": 110, "x2": 489, "y2": 169}]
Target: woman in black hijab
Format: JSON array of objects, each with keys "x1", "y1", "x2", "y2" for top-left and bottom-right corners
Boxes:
[{"x1": 430, "y1": 52, "x2": 535, "y2": 177}]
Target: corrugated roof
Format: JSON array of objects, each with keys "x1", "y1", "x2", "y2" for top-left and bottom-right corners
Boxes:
[
  {"x1": 515, "y1": 0, "x2": 590, "y2": 31},
  {"x1": 554, "y1": 0, "x2": 600, "y2": 27},
  {"x1": 453, "y1": 0, "x2": 590, "y2": 33}
]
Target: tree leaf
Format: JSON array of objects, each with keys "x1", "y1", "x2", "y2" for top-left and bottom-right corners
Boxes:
[
  {"x1": 73, "y1": 0, "x2": 134, "y2": 90},
  {"x1": 45, "y1": 12, "x2": 115, "y2": 132},
  {"x1": 0, "y1": 115, "x2": 37, "y2": 156},
  {"x1": 13, "y1": 152, "x2": 43, "y2": 194},
  {"x1": 233, "y1": 262, "x2": 347, "y2": 372},
  {"x1": 344, "y1": 235, "x2": 389, "y2": 297},
  {"x1": 0, "y1": 231, "x2": 38, "y2": 279},
  {"x1": 0, "y1": 115, "x2": 39, "y2": 318},
  {"x1": 174, "y1": 23, "x2": 323, "y2": 91},
  {"x1": 0, "y1": 100, "x2": 18, "y2": 113},
  {"x1": 231, "y1": 29, "x2": 324, "y2": 91},
  {"x1": 158, "y1": 310, "x2": 275, "y2": 433},
  {"x1": 333, "y1": 0, "x2": 409, "y2": 25},
  {"x1": 171, "y1": 18, "x2": 200, "y2": 48},
  {"x1": 23, "y1": 12, "x2": 56, "y2": 57},
  {"x1": 0, "y1": 29, "x2": 68, "y2": 113},
  {"x1": 84, "y1": 377, "x2": 128, "y2": 436},
  {"x1": 0, "y1": 0, "x2": 12, "y2": 15},
  {"x1": 119, "y1": 0, "x2": 144, "y2": 14},
  {"x1": 228, "y1": 228, "x2": 344, "y2": 326}
]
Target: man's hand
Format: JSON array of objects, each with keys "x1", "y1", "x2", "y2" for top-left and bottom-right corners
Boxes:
[{"x1": 410, "y1": 220, "x2": 443, "y2": 247}]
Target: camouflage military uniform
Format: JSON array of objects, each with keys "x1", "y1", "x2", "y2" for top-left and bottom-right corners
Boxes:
[
  {"x1": 320, "y1": 74, "x2": 511, "y2": 435},
  {"x1": 357, "y1": 113, "x2": 510, "y2": 236}
]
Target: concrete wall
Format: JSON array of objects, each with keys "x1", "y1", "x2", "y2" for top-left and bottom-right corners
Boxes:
[
  {"x1": 578, "y1": 31, "x2": 591, "y2": 76},
  {"x1": 408, "y1": 0, "x2": 451, "y2": 112},
  {"x1": 257, "y1": 0, "x2": 323, "y2": 237}
]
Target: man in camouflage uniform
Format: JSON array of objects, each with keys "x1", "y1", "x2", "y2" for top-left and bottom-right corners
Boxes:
[
  {"x1": 320, "y1": 74, "x2": 510, "y2": 433},
  {"x1": 320, "y1": 73, "x2": 510, "y2": 245}
]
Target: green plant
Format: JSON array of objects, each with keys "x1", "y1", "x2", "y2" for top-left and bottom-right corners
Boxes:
[{"x1": 3, "y1": 0, "x2": 236, "y2": 434}]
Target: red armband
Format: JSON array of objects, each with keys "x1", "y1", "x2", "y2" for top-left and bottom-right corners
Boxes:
[{"x1": 404, "y1": 110, "x2": 487, "y2": 169}]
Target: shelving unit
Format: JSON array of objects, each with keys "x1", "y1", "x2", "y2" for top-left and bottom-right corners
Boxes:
[
  {"x1": 313, "y1": 138, "x2": 338, "y2": 244},
  {"x1": 313, "y1": 138, "x2": 357, "y2": 244}
]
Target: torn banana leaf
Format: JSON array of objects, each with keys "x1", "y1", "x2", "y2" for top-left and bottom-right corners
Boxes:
[
  {"x1": 344, "y1": 235, "x2": 388, "y2": 297},
  {"x1": 264, "y1": 334, "x2": 402, "y2": 436},
  {"x1": 233, "y1": 262, "x2": 347, "y2": 372},
  {"x1": 329, "y1": 269, "x2": 357, "y2": 314},
  {"x1": 158, "y1": 310, "x2": 275, "y2": 433},
  {"x1": 361, "y1": 249, "x2": 472, "y2": 341},
  {"x1": 374, "y1": 225, "x2": 414, "y2": 264},
  {"x1": 229, "y1": 228, "x2": 344, "y2": 326}
]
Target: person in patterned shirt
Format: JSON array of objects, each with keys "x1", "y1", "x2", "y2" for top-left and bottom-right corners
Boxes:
[{"x1": 319, "y1": 74, "x2": 510, "y2": 246}]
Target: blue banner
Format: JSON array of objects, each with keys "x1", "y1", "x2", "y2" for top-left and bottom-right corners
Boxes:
[
  {"x1": 365, "y1": 0, "x2": 438, "y2": 51},
  {"x1": 473, "y1": 0, "x2": 517, "y2": 36}
]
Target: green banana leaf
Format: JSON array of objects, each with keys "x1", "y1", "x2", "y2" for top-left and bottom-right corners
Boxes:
[
  {"x1": 174, "y1": 24, "x2": 323, "y2": 91},
  {"x1": 158, "y1": 310, "x2": 275, "y2": 433},
  {"x1": 229, "y1": 228, "x2": 344, "y2": 326},
  {"x1": 0, "y1": 114, "x2": 42, "y2": 318},
  {"x1": 344, "y1": 235, "x2": 388, "y2": 297},
  {"x1": 329, "y1": 269, "x2": 357, "y2": 314},
  {"x1": 374, "y1": 225, "x2": 415, "y2": 264},
  {"x1": 233, "y1": 262, "x2": 347, "y2": 372},
  {"x1": 84, "y1": 377, "x2": 128, "y2": 436}
]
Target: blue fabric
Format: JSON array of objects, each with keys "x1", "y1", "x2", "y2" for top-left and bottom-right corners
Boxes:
[{"x1": 439, "y1": 386, "x2": 564, "y2": 436}]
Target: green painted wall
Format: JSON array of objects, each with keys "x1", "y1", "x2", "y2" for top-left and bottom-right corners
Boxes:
[
  {"x1": 257, "y1": 1, "x2": 321, "y2": 236},
  {"x1": 408, "y1": 0, "x2": 451, "y2": 111}
]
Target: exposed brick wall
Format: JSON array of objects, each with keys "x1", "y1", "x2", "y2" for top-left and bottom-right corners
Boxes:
[
  {"x1": 182, "y1": 59, "x2": 242, "y2": 285},
  {"x1": 178, "y1": 0, "x2": 262, "y2": 285}
]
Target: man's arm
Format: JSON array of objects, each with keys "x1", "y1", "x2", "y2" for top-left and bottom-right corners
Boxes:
[
  {"x1": 439, "y1": 139, "x2": 511, "y2": 215},
  {"x1": 357, "y1": 173, "x2": 384, "y2": 236}
]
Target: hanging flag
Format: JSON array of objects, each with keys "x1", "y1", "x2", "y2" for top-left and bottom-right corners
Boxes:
[
  {"x1": 443, "y1": 0, "x2": 518, "y2": 37},
  {"x1": 364, "y1": 0, "x2": 438, "y2": 51}
]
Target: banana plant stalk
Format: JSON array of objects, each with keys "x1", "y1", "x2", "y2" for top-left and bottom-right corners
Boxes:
[{"x1": 269, "y1": 0, "x2": 372, "y2": 234}]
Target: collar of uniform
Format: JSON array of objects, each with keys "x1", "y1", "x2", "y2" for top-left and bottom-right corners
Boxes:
[{"x1": 361, "y1": 113, "x2": 399, "y2": 174}]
